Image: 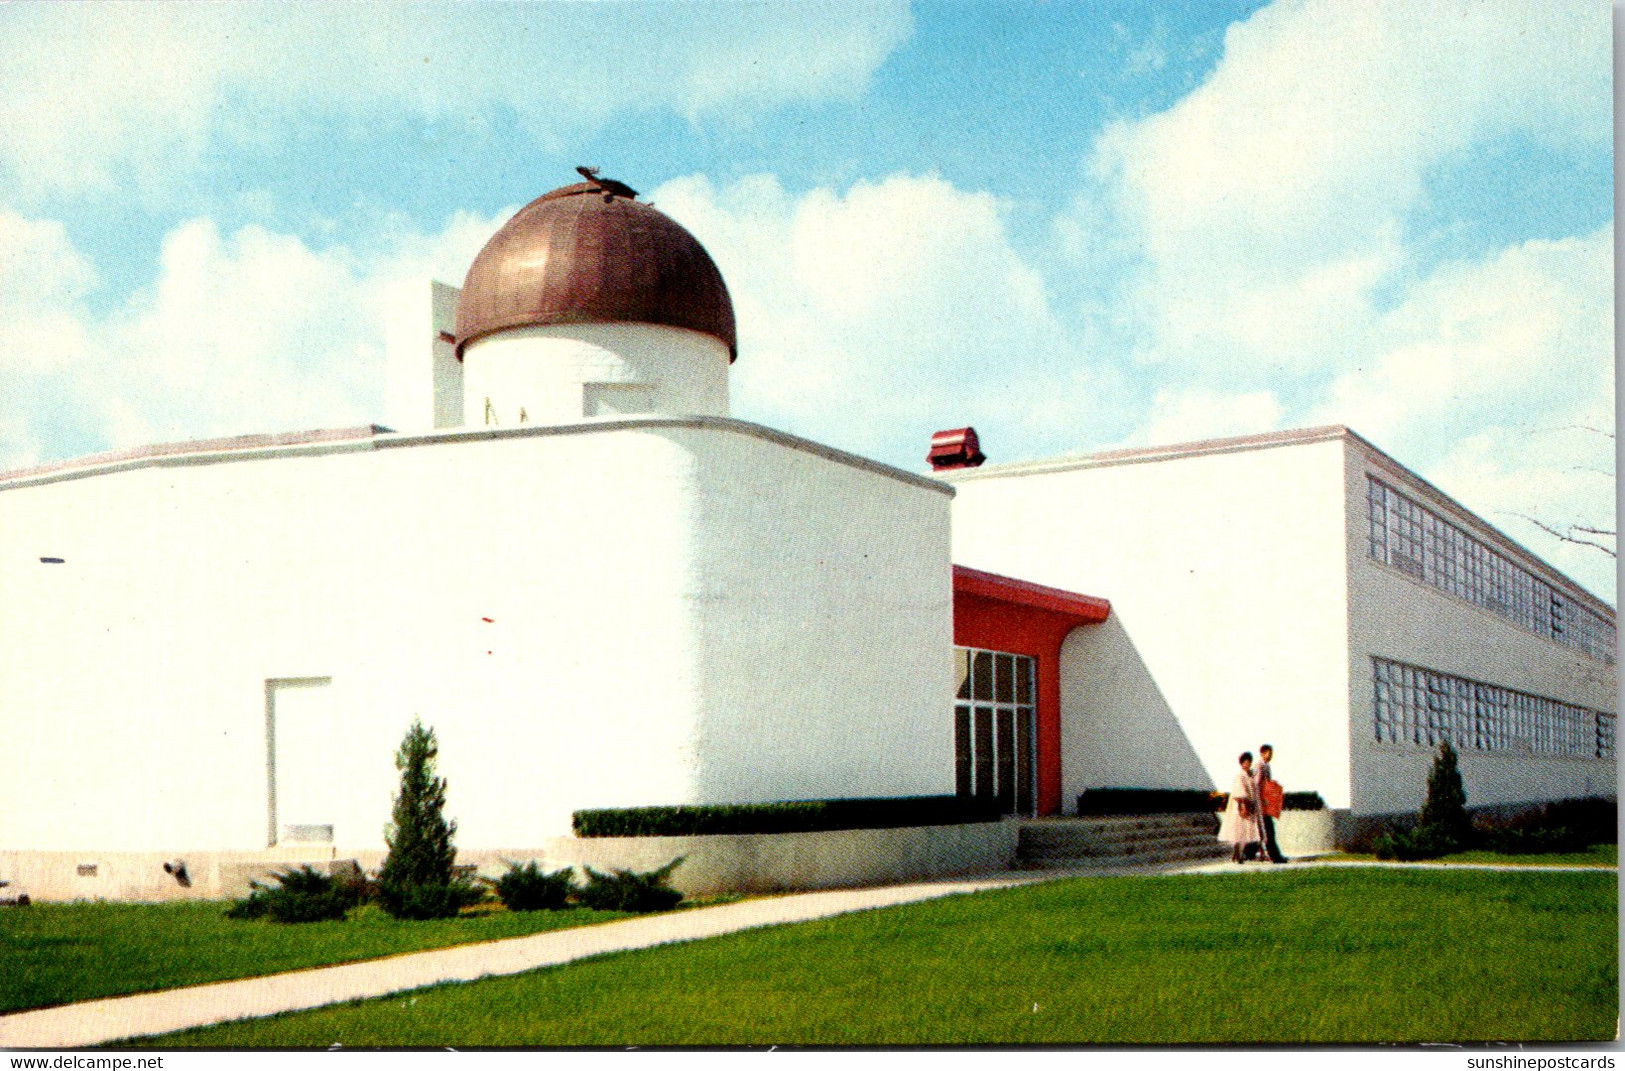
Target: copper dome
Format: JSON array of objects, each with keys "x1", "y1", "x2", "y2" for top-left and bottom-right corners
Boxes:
[{"x1": 455, "y1": 180, "x2": 737, "y2": 361}]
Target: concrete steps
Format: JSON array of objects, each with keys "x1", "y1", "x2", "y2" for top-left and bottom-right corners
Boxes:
[{"x1": 1016, "y1": 813, "x2": 1229, "y2": 870}]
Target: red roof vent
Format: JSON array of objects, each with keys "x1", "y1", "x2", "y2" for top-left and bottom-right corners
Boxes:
[{"x1": 928, "y1": 426, "x2": 986, "y2": 471}]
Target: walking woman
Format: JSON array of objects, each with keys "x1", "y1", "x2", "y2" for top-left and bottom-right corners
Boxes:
[{"x1": 1217, "y1": 751, "x2": 1263, "y2": 863}]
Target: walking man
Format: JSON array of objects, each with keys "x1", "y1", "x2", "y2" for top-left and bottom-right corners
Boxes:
[{"x1": 1256, "y1": 743, "x2": 1288, "y2": 863}]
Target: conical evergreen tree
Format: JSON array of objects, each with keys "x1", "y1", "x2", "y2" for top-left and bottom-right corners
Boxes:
[
  {"x1": 379, "y1": 719, "x2": 461, "y2": 914},
  {"x1": 1418, "y1": 739, "x2": 1473, "y2": 849}
]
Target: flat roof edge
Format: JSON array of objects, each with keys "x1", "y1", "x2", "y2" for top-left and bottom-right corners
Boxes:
[
  {"x1": 0, "y1": 417, "x2": 955, "y2": 497},
  {"x1": 944, "y1": 424, "x2": 1353, "y2": 481}
]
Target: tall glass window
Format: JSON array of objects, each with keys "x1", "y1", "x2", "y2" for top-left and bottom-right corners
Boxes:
[
  {"x1": 1367, "y1": 476, "x2": 1616, "y2": 665},
  {"x1": 954, "y1": 648, "x2": 1037, "y2": 815},
  {"x1": 1373, "y1": 656, "x2": 1613, "y2": 760}
]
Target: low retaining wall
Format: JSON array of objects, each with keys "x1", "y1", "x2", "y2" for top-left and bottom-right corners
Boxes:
[
  {"x1": 498, "y1": 821, "x2": 1020, "y2": 897},
  {"x1": 0, "y1": 848, "x2": 343, "y2": 903},
  {"x1": 1, "y1": 821, "x2": 1020, "y2": 902},
  {"x1": 1273, "y1": 810, "x2": 1337, "y2": 857}
]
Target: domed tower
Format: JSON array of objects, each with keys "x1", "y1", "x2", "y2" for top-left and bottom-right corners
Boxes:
[{"x1": 454, "y1": 170, "x2": 736, "y2": 427}]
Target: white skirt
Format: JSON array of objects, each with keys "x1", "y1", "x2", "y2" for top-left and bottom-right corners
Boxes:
[{"x1": 1217, "y1": 801, "x2": 1261, "y2": 845}]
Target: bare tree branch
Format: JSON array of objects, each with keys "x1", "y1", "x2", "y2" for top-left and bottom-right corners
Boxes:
[
  {"x1": 1506, "y1": 512, "x2": 1617, "y2": 558},
  {"x1": 1537, "y1": 423, "x2": 1617, "y2": 441}
]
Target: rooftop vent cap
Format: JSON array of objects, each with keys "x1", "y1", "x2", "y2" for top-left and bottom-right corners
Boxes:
[{"x1": 928, "y1": 426, "x2": 986, "y2": 471}]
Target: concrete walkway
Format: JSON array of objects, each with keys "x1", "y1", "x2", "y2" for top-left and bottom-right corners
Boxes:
[
  {"x1": 2, "y1": 871, "x2": 1052, "y2": 1049},
  {"x1": 4, "y1": 857, "x2": 1610, "y2": 1048}
]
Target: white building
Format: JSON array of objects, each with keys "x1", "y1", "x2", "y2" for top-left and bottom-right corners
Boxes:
[
  {"x1": 946, "y1": 426, "x2": 1617, "y2": 822},
  {"x1": 0, "y1": 174, "x2": 955, "y2": 899},
  {"x1": 0, "y1": 173, "x2": 1613, "y2": 899}
]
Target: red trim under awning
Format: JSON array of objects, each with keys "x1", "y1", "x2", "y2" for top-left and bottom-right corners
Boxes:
[
  {"x1": 951, "y1": 565, "x2": 1109, "y2": 817},
  {"x1": 952, "y1": 565, "x2": 1110, "y2": 624}
]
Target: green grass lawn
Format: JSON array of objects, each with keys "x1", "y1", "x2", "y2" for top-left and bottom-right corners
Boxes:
[
  {"x1": 138, "y1": 868, "x2": 1617, "y2": 1047},
  {"x1": 1328, "y1": 843, "x2": 1617, "y2": 867},
  {"x1": 1, "y1": 901, "x2": 630, "y2": 1014}
]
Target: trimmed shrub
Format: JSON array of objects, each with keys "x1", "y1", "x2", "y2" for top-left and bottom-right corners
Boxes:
[
  {"x1": 573, "y1": 796, "x2": 999, "y2": 838},
  {"x1": 1077, "y1": 788, "x2": 1222, "y2": 815},
  {"x1": 577, "y1": 857, "x2": 685, "y2": 913},
  {"x1": 490, "y1": 860, "x2": 575, "y2": 912},
  {"x1": 1079, "y1": 788, "x2": 1327, "y2": 815},
  {"x1": 225, "y1": 865, "x2": 358, "y2": 924}
]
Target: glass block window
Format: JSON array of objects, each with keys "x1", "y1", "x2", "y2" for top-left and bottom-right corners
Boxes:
[
  {"x1": 1367, "y1": 476, "x2": 1616, "y2": 665},
  {"x1": 1373, "y1": 657, "x2": 1614, "y2": 760},
  {"x1": 955, "y1": 647, "x2": 1037, "y2": 815}
]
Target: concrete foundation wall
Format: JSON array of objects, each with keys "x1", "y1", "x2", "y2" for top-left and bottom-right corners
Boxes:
[{"x1": 1, "y1": 821, "x2": 1019, "y2": 902}]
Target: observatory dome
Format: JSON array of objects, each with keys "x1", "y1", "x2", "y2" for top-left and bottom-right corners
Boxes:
[{"x1": 455, "y1": 179, "x2": 736, "y2": 361}]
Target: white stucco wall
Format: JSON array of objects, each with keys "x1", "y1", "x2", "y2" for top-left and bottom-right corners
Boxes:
[
  {"x1": 384, "y1": 280, "x2": 462, "y2": 433},
  {"x1": 0, "y1": 418, "x2": 950, "y2": 860},
  {"x1": 1342, "y1": 438, "x2": 1617, "y2": 814},
  {"x1": 677, "y1": 427, "x2": 955, "y2": 804},
  {"x1": 948, "y1": 433, "x2": 1355, "y2": 810},
  {"x1": 461, "y1": 322, "x2": 730, "y2": 428},
  {"x1": 1057, "y1": 617, "x2": 1211, "y2": 797}
]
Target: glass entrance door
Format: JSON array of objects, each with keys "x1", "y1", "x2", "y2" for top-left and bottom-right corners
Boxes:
[{"x1": 954, "y1": 648, "x2": 1037, "y2": 816}]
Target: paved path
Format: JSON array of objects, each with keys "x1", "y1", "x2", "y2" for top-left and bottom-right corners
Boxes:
[
  {"x1": 2, "y1": 872, "x2": 1054, "y2": 1049},
  {"x1": 4, "y1": 857, "x2": 1610, "y2": 1049}
]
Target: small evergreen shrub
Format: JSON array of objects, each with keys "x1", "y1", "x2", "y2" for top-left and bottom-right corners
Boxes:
[
  {"x1": 378, "y1": 880, "x2": 483, "y2": 921},
  {"x1": 223, "y1": 891, "x2": 268, "y2": 920},
  {"x1": 1479, "y1": 826, "x2": 1591, "y2": 855},
  {"x1": 1542, "y1": 797, "x2": 1617, "y2": 844},
  {"x1": 1473, "y1": 797, "x2": 1615, "y2": 855},
  {"x1": 490, "y1": 860, "x2": 575, "y2": 912},
  {"x1": 224, "y1": 865, "x2": 358, "y2": 923},
  {"x1": 1417, "y1": 740, "x2": 1474, "y2": 852},
  {"x1": 577, "y1": 857, "x2": 685, "y2": 913},
  {"x1": 379, "y1": 718, "x2": 470, "y2": 919},
  {"x1": 1372, "y1": 825, "x2": 1452, "y2": 862},
  {"x1": 574, "y1": 797, "x2": 998, "y2": 838}
]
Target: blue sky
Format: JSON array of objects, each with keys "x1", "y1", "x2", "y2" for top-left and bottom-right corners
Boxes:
[{"x1": 0, "y1": 0, "x2": 1614, "y2": 599}]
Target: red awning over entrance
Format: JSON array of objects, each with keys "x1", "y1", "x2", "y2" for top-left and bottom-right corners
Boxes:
[{"x1": 952, "y1": 565, "x2": 1110, "y2": 817}]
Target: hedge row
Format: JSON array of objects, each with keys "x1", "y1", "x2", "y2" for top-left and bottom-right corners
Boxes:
[
  {"x1": 573, "y1": 796, "x2": 1002, "y2": 838},
  {"x1": 1076, "y1": 787, "x2": 1327, "y2": 815}
]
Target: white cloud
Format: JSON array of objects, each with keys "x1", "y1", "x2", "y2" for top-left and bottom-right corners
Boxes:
[
  {"x1": 1085, "y1": 0, "x2": 1609, "y2": 377},
  {"x1": 0, "y1": 210, "x2": 101, "y2": 466},
  {"x1": 2, "y1": 169, "x2": 1085, "y2": 476},
  {"x1": 654, "y1": 172, "x2": 1093, "y2": 465},
  {"x1": 1140, "y1": 387, "x2": 1284, "y2": 446},
  {"x1": 1306, "y1": 225, "x2": 1616, "y2": 600},
  {"x1": 1311, "y1": 226, "x2": 1614, "y2": 461},
  {"x1": 1426, "y1": 428, "x2": 1616, "y2": 603},
  {"x1": 0, "y1": 206, "x2": 507, "y2": 470},
  {"x1": 1068, "y1": 0, "x2": 1615, "y2": 599},
  {"x1": 0, "y1": 2, "x2": 912, "y2": 196}
]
